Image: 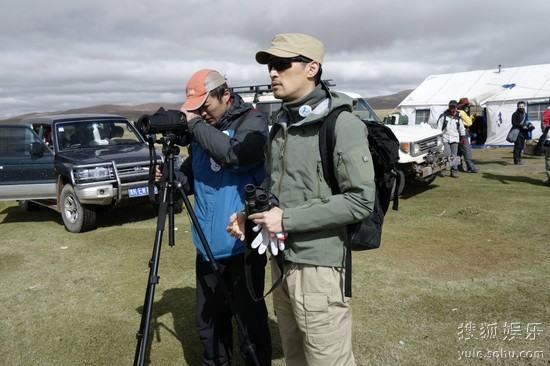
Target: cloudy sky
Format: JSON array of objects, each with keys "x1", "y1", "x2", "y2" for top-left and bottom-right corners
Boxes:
[{"x1": 1, "y1": 0, "x2": 549, "y2": 119}]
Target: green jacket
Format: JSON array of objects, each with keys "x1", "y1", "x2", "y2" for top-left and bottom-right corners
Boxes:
[{"x1": 267, "y1": 84, "x2": 375, "y2": 267}]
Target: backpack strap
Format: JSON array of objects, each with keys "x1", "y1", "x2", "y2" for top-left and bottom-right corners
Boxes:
[
  {"x1": 318, "y1": 105, "x2": 354, "y2": 297},
  {"x1": 319, "y1": 105, "x2": 352, "y2": 194},
  {"x1": 441, "y1": 115, "x2": 449, "y2": 132}
]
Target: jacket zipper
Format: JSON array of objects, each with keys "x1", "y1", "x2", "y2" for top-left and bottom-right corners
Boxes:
[
  {"x1": 276, "y1": 124, "x2": 288, "y2": 197},
  {"x1": 337, "y1": 152, "x2": 349, "y2": 181}
]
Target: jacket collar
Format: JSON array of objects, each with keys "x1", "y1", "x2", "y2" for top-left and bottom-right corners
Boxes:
[{"x1": 215, "y1": 94, "x2": 252, "y2": 130}]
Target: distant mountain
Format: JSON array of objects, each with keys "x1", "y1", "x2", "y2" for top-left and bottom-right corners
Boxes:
[
  {"x1": 366, "y1": 89, "x2": 412, "y2": 110},
  {"x1": 1, "y1": 90, "x2": 413, "y2": 122},
  {"x1": 1, "y1": 103, "x2": 181, "y2": 123}
]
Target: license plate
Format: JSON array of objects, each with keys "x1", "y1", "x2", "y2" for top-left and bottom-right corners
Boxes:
[{"x1": 128, "y1": 186, "x2": 157, "y2": 198}]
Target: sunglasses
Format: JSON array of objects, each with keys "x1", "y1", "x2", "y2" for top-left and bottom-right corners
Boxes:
[{"x1": 267, "y1": 56, "x2": 313, "y2": 72}]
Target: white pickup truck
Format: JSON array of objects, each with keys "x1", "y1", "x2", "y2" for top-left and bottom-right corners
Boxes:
[
  {"x1": 233, "y1": 84, "x2": 448, "y2": 195},
  {"x1": 381, "y1": 112, "x2": 448, "y2": 193}
]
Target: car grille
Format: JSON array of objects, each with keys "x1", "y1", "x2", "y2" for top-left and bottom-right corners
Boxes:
[
  {"x1": 116, "y1": 162, "x2": 150, "y2": 182},
  {"x1": 418, "y1": 137, "x2": 439, "y2": 153}
]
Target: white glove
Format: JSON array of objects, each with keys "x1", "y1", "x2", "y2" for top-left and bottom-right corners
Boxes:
[
  {"x1": 251, "y1": 224, "x2": 269, "y2": 255},
  {"x1": 273, "y1": 232, "x2": 286, "y2": 254},
  {"x1": 250, "y1": 225, "x2": 286, "y2": 256}
]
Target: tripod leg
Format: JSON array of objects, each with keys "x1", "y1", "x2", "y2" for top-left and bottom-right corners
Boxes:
[{"x1": 134, "y1": 186, "x2": 169, "y2": 366}]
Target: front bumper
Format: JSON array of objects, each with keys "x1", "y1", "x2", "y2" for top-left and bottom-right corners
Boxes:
[
  {"x1": 401, "y1": 151, "x2": 449, "y2": 178},
  {"x1": 75, "y1": 180, "x2": 152, "y2": 205},
  {"x1": 413, "y1": 154, "x2": 449, "y2": 178},
  {"x1": 70, "y1": 160, "x2": 154, "y2": 205}
]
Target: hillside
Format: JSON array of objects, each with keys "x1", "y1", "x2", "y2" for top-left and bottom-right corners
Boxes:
[
  {"x1": 1, "y1": 103, "x2": 182, "y2": 123},
  {"x1": 1, "y1": 90, "x2": 411, "y2": 123},
  {"x1": 365, "y1": 89, "x2": 412, "y2": 110}
]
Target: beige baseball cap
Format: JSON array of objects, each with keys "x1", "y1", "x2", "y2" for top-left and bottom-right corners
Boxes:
[
  {"x1": 181, "y1": 69, "x2": 226, "y2": 111},
  {"x1": 256, "y1": 33, "x2": 324, "y2": 64}
]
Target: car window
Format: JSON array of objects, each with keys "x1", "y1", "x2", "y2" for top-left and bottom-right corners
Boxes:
[
  {"x1": 353, "y1": 98, "x2": 381, "y2": 122},
  {"x1": 57, "y1": 120, "x2": 143, "y2": 150},
  {"x1": 0, "y1": 126, "x2": 44, "y2": 157}
]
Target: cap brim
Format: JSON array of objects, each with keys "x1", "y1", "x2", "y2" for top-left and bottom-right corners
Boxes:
[
  {"x1": 255, "y1": 47, "x2": 301, "y2": 64},
  {"x1": 181, "y1": 93, "x2": 208, "y2": 111}
]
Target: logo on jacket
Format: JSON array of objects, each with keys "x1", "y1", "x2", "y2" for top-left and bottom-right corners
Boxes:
[
  {"x1": 299, "y1": 105, "x2": 312, "y2": 118},
  {"x1": 210, "y1": 158, "x2": 221, "y2": 172}
]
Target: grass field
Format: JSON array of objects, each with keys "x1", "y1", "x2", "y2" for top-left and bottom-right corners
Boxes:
[{"x1": 0, "y1": 147, "x2": 549, "y2": 365}]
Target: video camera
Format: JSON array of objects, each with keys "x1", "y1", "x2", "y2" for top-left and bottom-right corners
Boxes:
[{"x1": 135, "y1": 107, "x2": 191, "y2": 146}]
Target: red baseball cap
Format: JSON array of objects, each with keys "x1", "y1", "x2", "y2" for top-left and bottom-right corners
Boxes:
[{"x1": 181, "y1": 69, "x2": 226, "y2": 111}]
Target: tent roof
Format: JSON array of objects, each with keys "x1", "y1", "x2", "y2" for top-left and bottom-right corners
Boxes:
[{"x1": 399, "y1": 63, "x2": 550, "y2": 107}]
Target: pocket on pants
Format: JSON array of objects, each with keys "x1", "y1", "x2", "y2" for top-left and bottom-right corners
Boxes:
[{"x1": 303, "y1": 293, "x2": 331, "y2": 334}]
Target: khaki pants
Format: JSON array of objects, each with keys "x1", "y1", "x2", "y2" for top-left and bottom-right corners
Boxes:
[{"x1": 272, "y1": 261, "x2": 356, "y2": 366}]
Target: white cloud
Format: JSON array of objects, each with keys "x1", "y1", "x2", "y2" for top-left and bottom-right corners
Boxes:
[{"x1": 1, "y1": 0, "x2": 550, "y2": 118}]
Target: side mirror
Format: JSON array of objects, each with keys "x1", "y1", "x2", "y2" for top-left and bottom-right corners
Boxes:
[{"x1": 29, "y1": 141, "x2": 44, "y2": 156}]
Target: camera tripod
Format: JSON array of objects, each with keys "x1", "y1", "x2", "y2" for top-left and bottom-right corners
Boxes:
[{"x1": 133, "y1": 142, "x2": 260, "y2": 366}]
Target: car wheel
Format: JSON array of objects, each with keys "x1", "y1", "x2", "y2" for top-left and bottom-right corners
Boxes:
[
  {"x1": 18, "y1": 200, "x2": 39, "y2": 211},
  {"x1": 411, "y1": 174, "x2": 437, "y2": 187},
  {"x1": 60, "y1": 184, "x2": 97, "y2": 233}
]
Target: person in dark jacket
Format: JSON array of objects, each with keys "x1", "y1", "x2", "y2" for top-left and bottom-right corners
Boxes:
[
  {"x1": 456, "y1": 97, "x2": 479, "y2": 173},
  {"x1": 511, "y1": 101, "x2": 532, "y2": 165},
  {"x1": 160, "y1": 69, "x2": 271, "y2": 365}
]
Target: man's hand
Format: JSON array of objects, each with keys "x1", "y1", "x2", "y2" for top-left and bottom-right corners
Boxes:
[
  {"x1": 181, "y1": 109, "x2": 201, "y2": 122},
  {"x1": 227, "y1": 212, "x2": 246, "y2": 241},
  {"x1": 154, "y1": 165, "x2": 163, "y2": 182},
  {"x1": 248, "y1": 206, "x2": 284, "y2": 233}
]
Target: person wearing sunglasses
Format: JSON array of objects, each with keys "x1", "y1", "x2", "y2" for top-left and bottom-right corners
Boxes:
[
  {"x1": 228, "y1": 33, "x2": 375, "y2": 366},
  {"x1": 160, "y1": 69, "x2": 272, "y2": 366}
]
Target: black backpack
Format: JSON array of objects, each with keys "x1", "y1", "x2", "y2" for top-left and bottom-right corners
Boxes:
[{"x1": 318, "y1": 105, "x2": 400, "y2": 297}]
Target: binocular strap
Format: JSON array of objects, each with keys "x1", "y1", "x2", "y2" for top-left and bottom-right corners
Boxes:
[{"x1": 244, "y1": 247, "x2": 285, "y2": 302}]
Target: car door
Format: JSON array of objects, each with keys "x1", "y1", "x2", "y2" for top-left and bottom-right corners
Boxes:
[{"x1": 0, "y1": 125, "x2": 56, "y2": 200}]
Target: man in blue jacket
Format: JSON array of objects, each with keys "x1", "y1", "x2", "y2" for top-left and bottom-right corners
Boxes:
[{"x1": 175, "y1": 69, "x2": 271, "y2": 365}]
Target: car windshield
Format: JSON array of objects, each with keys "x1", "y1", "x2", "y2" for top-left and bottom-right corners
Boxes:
[
  {"x1": 56, "y1": 120, "x2": 143, "y2": 150},
  {"x1": 353, "y1": 98, "x2": 381, "y2": 122}
]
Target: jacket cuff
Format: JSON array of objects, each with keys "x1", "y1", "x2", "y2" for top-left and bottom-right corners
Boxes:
[{"x1": 282, "y1": 208, "x2": 293, "y2": 232}]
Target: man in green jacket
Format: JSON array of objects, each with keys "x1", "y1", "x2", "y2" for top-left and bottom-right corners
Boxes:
[{"x1": 228, "y1": 33, "x2": 375, "y2": 365}]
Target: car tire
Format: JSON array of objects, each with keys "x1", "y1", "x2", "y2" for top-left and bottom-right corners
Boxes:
[
  {"x1": 410, "y1": 174, "x2": 437, "y2": 187},
  {"x1": 60, "y1": 184, "x2": 97, "y2": 233},
  {"x1": 18, "y1": 200, "x2": 39, "y2": 211}
]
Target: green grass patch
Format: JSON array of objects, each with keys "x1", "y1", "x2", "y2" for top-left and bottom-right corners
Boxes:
[{"x1": 1, "y1": 147, "x2": 549, "y2": 365}]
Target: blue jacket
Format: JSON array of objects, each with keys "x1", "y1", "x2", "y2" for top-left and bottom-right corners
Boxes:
[{"x1": 182, "y1": 94, "x2": 267, "y2": 260}]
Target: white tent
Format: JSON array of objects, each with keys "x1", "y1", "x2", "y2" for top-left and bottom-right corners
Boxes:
[{"x1": 398, "y1": 64, "x2": 550, "y2": 145}]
